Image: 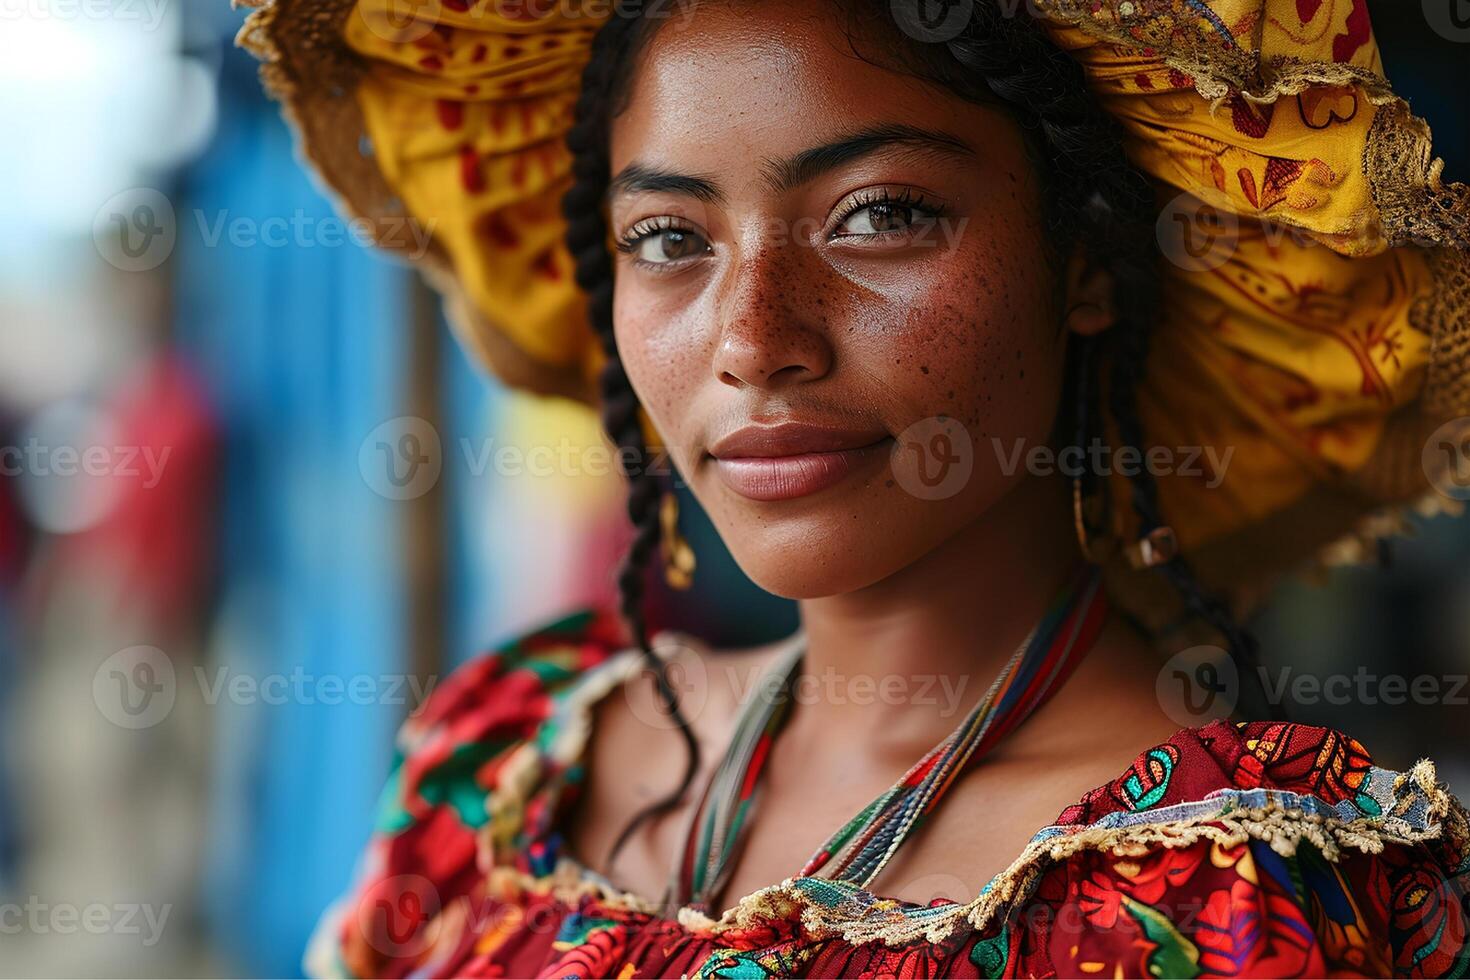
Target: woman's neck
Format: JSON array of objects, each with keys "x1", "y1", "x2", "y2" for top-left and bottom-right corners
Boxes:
[{"x1": 791, "y1": 473, "x2": 1084, "y2": 753}]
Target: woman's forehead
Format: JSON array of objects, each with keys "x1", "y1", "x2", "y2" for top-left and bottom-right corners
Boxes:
[{"x1": 607, "y1": 0, "x2": 1011, "y2": 177}]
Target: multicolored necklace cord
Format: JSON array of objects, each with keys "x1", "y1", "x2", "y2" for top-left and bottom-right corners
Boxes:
[{"x1": 664, "y1": 564, "x2": 1109, "y2": 913}]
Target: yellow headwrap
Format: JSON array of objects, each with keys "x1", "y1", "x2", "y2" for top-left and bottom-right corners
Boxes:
[{"x1": 237, "y1": 0, "x2": 1470, "y2": 621}]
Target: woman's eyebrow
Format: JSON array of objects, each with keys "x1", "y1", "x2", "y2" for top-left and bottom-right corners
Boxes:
[
  {"x1": 609, "y1": 163, "x2": 727, "y2": 204},
  {"x1": 609, "y1": 125, "x2": 972, "y2": 206},
  {"x1": 762, "y1": 124, "x2": 975, "y2": 192}
]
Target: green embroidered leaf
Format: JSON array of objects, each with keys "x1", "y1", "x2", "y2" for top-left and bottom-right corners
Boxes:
[
  {"x1": 415, "y1": 740, "x2": 513, "y2": 829},
  {"x1": 554, "y1": 913, "x2": 620, "y2": 947},
  {"x1": 695, "y1": 950, "x2": 772, "y2": 978},
  {"x1": 1123, "y1": 748, "x2": 1176, "y2": 811},
  {"x1": 374, "y1": 752, "x2": 415, "y2": 834},
  {"x1": 1122, "y1": 895, "x2": 1201, "y2": 979},
  {"x1": 1355, "y1": 792, "x2": 1383, "y2": 817},
  {"x1": 520, "y1": 656, "x2": 578, "y2": 687},
  {"x1": 969, "y1": 925, "x2": 1011, "y2": 978}
]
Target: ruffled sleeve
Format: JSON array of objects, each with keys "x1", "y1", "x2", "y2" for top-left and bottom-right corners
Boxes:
[
  {"x1": 303, "y1": 609, "x2": 626, "y2": 979},
  {"x1": 1012, "y1": 720, "x2": 1470, "y2": 978}
]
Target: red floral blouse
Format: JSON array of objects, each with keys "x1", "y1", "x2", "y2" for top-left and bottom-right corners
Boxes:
[{"x1": 307, "y1": 611, "x2": 1470, "y2": 978}]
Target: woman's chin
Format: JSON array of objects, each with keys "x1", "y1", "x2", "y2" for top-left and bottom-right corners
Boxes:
[
  {"x1": 716, "y1": 515, "x2": 944, "y2": 601},
  {"x1": 696, "y1": 452, "x2": 1033, "y2": 597},
  {"x1": 737, "y1": 560, "x2": 892, "y2": 602}
]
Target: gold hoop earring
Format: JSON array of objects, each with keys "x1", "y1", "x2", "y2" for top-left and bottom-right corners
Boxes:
[
  {"x1": 660, "y1": 490, "x2": 697, "y2": 590},
  {"x1": 1075, "y1": 474, "x2": 1179, "y2": 569},
  {"x1": 1126, "y1": 525, "x2": 1179, "y2": 570}
]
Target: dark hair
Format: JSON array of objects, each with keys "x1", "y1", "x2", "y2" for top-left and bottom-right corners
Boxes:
[{"x1": 562, "y1": 0, "x2": 1263, "y2": 868}]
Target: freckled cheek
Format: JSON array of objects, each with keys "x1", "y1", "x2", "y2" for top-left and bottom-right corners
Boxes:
[
  {"x1": 612, "y1": 296, "x2": 709, "y2": 454},
  {"x1": 861, "y1": 233, "x2": 1061, "y2": 438}
]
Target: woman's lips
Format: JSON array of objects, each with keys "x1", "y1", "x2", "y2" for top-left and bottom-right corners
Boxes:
[
  {"x1": 713, "y1": 447, "x2": 891, "y2": 501},
  {"x1": 708, "y1": 424, "x2": 892, "y2": 502}
]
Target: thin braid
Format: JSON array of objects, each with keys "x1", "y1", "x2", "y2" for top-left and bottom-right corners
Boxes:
[
  {"x1": 1105, "y1": 278, "x2": 1265, "y2": 665},
  {"x1": 563, "y1": 4, "x2": 704, "y2": 868},
  {"x1": 937, "y1": 2, "x2": 1270, "y2": 701}
]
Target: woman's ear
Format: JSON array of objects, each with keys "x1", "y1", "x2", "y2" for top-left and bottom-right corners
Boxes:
[{"x1": 1063, "y1": 248, "x2": 1118, "y2": 337}]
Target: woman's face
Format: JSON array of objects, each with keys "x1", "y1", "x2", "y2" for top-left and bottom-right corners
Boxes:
[{"x1": 608, "y1": 1, "x2": 1072, "y2": 599}]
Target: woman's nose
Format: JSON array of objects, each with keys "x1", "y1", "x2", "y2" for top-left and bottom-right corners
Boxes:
[{"x1": 710, "y1": 248, "x2": 834, "y2": 390}]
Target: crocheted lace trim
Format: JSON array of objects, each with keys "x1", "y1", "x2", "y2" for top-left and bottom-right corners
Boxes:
[
  {"x1": 473, "y1": 642, "x2": 1468, "y2": 948},
  {"x1": 1035, "y1": 0, "x2": 1469, "y2": 394},
  {"x1": 1027, "y1": 0, "x2": 1469, "y2": 599},
  {"x1": 477, "y1": 757, "x2": 1466, "y2": 948}
]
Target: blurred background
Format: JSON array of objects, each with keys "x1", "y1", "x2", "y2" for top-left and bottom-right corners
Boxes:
[{"x1": 0, "y1": 1, "x2": 1466, "y2": 975}]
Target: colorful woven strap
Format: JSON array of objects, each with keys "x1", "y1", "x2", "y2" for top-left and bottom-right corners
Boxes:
[
  {"x1": 804, "y1": 564, "x2": 1107, "y2": 887},
  {"x1": 666, "y1": 564, "x2": 1108, "y2": 910},
  {"x1": 667, "y1": 640, "x2": 804, "y2": 911}
]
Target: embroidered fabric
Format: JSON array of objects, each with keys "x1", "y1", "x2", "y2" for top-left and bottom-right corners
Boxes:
[{"x1": 303, "y1": 612, "x2": 1470, "y2": 977}]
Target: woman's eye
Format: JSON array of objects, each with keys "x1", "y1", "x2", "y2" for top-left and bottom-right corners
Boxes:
[
  {"x1": 630, "y1": 227, "x2": 709, "y2": 265},
  {"x1": 835, "y1": 201, "x2": 930, "y2": 237}
]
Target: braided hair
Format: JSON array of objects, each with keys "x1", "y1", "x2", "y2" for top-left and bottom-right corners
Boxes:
[
  {"x1": 562, "y1": 0, "x2": 1268, "y2": 868},
  {"x1": 562, "y1": 7, "x2": 704, "y2": 866}
]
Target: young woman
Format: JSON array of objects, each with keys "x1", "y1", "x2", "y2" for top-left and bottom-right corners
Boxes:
[{"x1": 241, "y1": 0, "x2": 1469, "y2": 975}]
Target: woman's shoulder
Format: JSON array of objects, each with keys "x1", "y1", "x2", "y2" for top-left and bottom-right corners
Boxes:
[
  {"x1": 986, "y1": 720, "x2": 1470, "y2": 977},
  {"x1": 1052, "y1": 718, "x2": 1443, "y2": 829},
  {"x1": 409, "y1": 607, "x2": 627, "y2": 735},
  {"x1": 773, "y1": 720, "x2": 1469, "y2": 977},
  {"x1": 1034, "y1": 718, "x2": 1470, "y2": 905},
  {"x1": 382, "y1": 606, "x2": 636, "y2": 837},
  {"x1": 307, "y1": 608, "x2": 633, "y2": 978}
]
